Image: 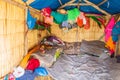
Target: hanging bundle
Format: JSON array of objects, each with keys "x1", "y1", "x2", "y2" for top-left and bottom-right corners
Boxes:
[
  {"x1": 34, "y1": 21, "x2": 51, "y2": 33},
  {"x1": 51, "y1": 11, "x2": 68, "y2": 24},
  {"x1": 89, "y1": 16, "x2": 102, "y2": 28},
  {"x1": 112, "y1": 21, "x2": 120, "y2": 42},
  {"x1": 41, "y1": 7, "x2": 53, "y2": 25},
  {"x1": 27, "y1": 9, "x2": 37, "y2": 29},
  {"x1": 77, "y1": 12, "x2": 85, "y2": 27},
  {"x1": 84, "y1": 16, "x2": 90, "y2": 29},
  {"x1": 41, "y1": 7, "x2": 52, "y2": 17}
]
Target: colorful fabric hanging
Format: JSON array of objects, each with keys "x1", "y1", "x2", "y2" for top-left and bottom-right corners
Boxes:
[
  {"x1": 41, "y1": 7, "x2": 52, "y2": 17},
  {"x1": 77, "y1": 12, "x2": 87, "y2": 28},
  {"x1": 67, "y1": 8, "x2": 80, "y2": 21},
  {"x1": 89, "y1": 16, "x2": 102, "y2": 28},
  {"x1": 112, "y1": 21, "x2": 120, "y2": 42},
  {"x1": 44, "y1": 16, "x2": 53, "y2": 25},
  {"x1": 51, "y1": 11, "x2": 68, "y2": 24},
  {"x1": 105, "y1": 36, "x2": 116, "y2": 55},
  {"x1": 84, "y1": 17, "x2": 90, "y2": 30},
  {"x1": 27, "y1": 9, "x2": 37, "y2": 30},
  {"x1": 105, "y1": 16, "x2": 115, "y2": 42},
  {"x1": 97, "y1": 16, "x2": 106, "y2": 28}
]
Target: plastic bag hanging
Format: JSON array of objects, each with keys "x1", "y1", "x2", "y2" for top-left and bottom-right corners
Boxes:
[{"x1": 27, "y1": 9, "x2": 37, "y2": 29}]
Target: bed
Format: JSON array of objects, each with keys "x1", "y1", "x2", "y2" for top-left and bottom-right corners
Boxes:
[
  {"x1": 31, "y1": 41, "x2": 120, "y2": 80},
  {"x1": 44, "y1": 48, "x2": 120, "y2": 80}
]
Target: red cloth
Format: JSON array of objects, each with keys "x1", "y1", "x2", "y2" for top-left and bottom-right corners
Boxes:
[
  {"x1": 26, "y1": 58, "x2": 40, "y2": 71},
  {"x1": 41, "y1": 7, "x2": 52, "y2": 17},
  {"x1": 77, "y1": 17, "x2": 83, "y2": 27},
  {"x1": 84, "y1": 17, "x2": 90, "y2": 29}
]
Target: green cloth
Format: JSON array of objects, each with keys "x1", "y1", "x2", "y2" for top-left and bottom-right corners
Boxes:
[
  {"x1": 68, "y1": 8, "x2": 80, "y2": 21},
  {"x1": 51, "y1": 11, "x2": 68, "y2": 24},
  {"x1": 89, "y1": 16, "x2": 102, "y2": 28},
  {"x1": 34, "y1": 23, "x2": 45, "y2": 30}
]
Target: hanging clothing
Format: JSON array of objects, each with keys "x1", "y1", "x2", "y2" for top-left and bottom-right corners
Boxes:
[
  {"x1": 105, "y1": 16, "x2": 115, "y2": 42},
  {"x1": 105, "y1": 36, "x2": 116, "y2": 55},
  {"x1": 77, "y1": 12, "x2": 87, "y2": 28},
  {"x1": 67, "y1": 8, "x2": 80, "y2": 21},
  {"x1": 51, "y1": 11, "x2": 68, "y2": 24},
  {"x1": 77, "y1": 17, "x2": 83, "y2": 27},
  {"x1": 27, "y1": 9, "x2": 37, "y2": 29},
  {"x1": 41, "y1": 7, "x2": 52, "y2": 17},
  {"x1": 112, "y1": 21, "x2": 120, "y2": 42},
  {"x1": 84, "y1": 17, "x2": 90, "y2": 30},
  {"x1": 60, "y1": 21, "x2": 77, "y2": 29},
  {"x1": 44, "y1": 16, "x2": 53, "y2": 25}
]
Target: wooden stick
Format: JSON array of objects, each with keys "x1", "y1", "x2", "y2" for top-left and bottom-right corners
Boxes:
[
  {"x1": 98, "y1": 0, "x2": 107, "y2": 6},
  {"x1": 84, "y1": 0, "x2": 111, "y2": 17},
  {"x1": 58, "y1": 0, "x2": 63, "y2": 6},
  {"x1": 65, "y1": 3, "x2": 90, "y2": 6},
  {"x1": 59, "y1": 0, "x2": 76, "y2": 9},
  {"x1": 114, "y1": 14, "x2": 120, "y2": 22},
  {"x1": 2, "y1": 0, "x2": 41, "y2": 15}
]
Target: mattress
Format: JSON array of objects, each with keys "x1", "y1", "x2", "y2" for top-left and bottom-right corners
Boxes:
[{"x1": 47, "y1": 53, "x2": 120, "y2": 80}]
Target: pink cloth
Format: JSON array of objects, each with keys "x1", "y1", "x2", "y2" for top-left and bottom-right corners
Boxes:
[
  {"x1": 105, "y1": 16, "x2": 115, "y2": 42},
  {"x1": 44, "y1": 16, "x2": 53, "y2": 24}
]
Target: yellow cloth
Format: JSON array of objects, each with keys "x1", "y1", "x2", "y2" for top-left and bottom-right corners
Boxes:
[
  {"x1": 19, "y1": 45, "x2": 39, "y2": 68},
  {"x1": 105, "y1": 36, "x2": 115, "y2": 53},
  {"x1": 19, "y1": 53, "x2": 31, "y2": 69}
]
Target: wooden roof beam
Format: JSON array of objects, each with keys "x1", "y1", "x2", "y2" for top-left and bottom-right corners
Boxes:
[
  {"x1": 84, "y1": 0, "x2": 111, "y2": 17},
  {"x1": 97, "y1": 0, "x2": 107, "y2": 6}
]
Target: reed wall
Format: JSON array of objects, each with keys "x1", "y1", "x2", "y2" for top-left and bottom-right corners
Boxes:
[
  {"x1": 0, "y1": 0, "x2": 46, "y2": 78},
  {"x1": 51, "y1": 18, "x2": 105, "y2": 42},
  {"x1": 0, "y1": 0, "x2": 120, "y2": 78},
  {"x1": 0, "y1": 0, "x2": 25, "y2": 77}
]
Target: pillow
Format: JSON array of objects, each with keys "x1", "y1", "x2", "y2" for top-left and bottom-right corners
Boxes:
[
  {"x1": 80, "y1": 40, "x2": 109, "y2": 57},
  {"x1": 41, "y1": 36, "x2": 65, "y2": 46}
]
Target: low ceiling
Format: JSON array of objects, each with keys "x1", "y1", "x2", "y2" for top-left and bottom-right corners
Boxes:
[{"x1": 26, "y1": 0, "x2": 120, "y2": 15}]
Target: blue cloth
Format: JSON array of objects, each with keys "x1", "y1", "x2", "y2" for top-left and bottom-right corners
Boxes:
[
  {"x1": 112, "y1": 21, "x2": 120, "y2": 42},
  {"x1": 29, "y1": 0, "x2": 120, "y2": 14},
  {"x1": 29, "y1": 0, "x2": 70, "y2": 10},
  {"x1": 61, "y1": 21, "x2": 71, "y2": 28},
  {"x1": 16, "y1": 70, "x2": 38, "y2": 80},
  {"x1": 34, "y1": 67, "x2": 48, "y2": 76},
  {"x1": 27, "y1": 9, "x2": 37, "y2": 30},
  {"x1": 60, "y1": 21, "x2": 77, "y2": 29}
]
